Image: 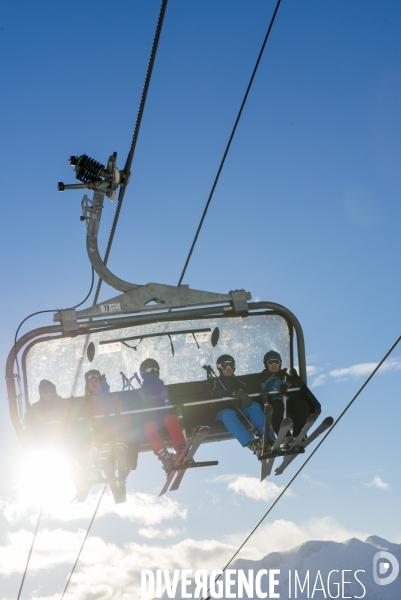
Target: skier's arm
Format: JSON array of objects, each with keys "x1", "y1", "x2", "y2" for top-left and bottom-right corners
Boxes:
[{"x1": 233, "y1": 388, "x2": 252, "y2": 408}]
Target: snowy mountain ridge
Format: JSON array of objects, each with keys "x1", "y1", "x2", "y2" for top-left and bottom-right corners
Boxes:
[{"x1": 156, "y1": 535, "x2": 400, "y2": 599}]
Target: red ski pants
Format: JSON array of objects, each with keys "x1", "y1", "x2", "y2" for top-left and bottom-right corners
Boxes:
[{"x1": 143, "y1": 414, "x2": 186, "y2": 454}]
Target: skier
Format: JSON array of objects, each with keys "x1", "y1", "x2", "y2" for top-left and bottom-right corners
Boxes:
[
  {"x1": 26, "y1": 379, "x2": 70, "y2": 446},
  {"x1": 211, "y1": 354, "x2": 270, "y2": 456},
  {"x1": 80, "y1": 369, "x2": 134, "y2": 476},
  {"x1": 32, "y1": 379, "x2": 65, "y2": 417},
  {"x1": 139, "y1": 358, "x2": 187, "y2": 475},
  {"x1": 261, "y1": 350, "x2": 321, "y2": 443}
]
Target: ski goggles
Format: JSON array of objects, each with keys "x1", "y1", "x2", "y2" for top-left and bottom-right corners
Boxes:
[
  {"x1": 144, "y1": 367, "x2": 159, "y2": 374},
  {"x1": 219, "y1": 361, "x2": 235, "y2": 370},
  {"x1": 85, "y1": 371, "x2": 101, "y2": 380},
  {"x1": 266, "y1": 359, "x2": 281, "y2": 366}
]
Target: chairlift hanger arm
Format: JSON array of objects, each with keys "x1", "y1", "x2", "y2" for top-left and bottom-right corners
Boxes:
[{"x1": 58, "y1": 156, "x2": 253, "y2": 316}]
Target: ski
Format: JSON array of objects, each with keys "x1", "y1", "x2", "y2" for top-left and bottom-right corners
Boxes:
[
  {"x1": 116, "y1": 442, "x2": 128, "y2": 502},
  {"x1": 72, "y1": 443, "x2": 124, "y2": 504},
  {"x1": 261, "y1": 403, "x2": 273, "y2": 456},
  {"x1": 259, "y1": 403, "x2": 273, "y2": 482},
  {"x1": 274, "y1": 416, "x2": 334, "y2": 475},
  {"x1": 104, "y1": 460, "x2": 125, "y2": 504},
  {"x1": 159, "y1": 425, "x2": 213, "y2": 496},
  {"x1": 159, "y1": 429, "x2": 198, "y2": 496},
  {"x1": 260, "y1": 417, "x2": 293, "y2": 482},
  {"x1": 72, "y1": 444, "x2": 106, "y2": 503},
  {"x1": 169, "y1": 425, "x2": 214, "y2": 492},
  {"x1": 169, "y1": 460, "x2": 218, "y2": 470}
]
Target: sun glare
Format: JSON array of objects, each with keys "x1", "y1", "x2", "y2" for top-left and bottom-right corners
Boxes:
[{"x1": 18, "y1": 449, "x2": 76, "y2": 508}]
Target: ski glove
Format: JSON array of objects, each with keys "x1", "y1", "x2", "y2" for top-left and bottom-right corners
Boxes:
[{"x1": 234, "y1": 389, "x2": 252, "y2": 408}]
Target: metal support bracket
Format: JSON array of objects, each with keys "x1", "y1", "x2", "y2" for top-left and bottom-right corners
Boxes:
[
  {"x1": 230, "y1": 289, "x2": 250, "y2": 314},
  {"x1": 54, "y1": 284, "x2": 252, "y2": 322},
  {"x1": 60, "y1": 309, "x2": 78, "y2": 332}
]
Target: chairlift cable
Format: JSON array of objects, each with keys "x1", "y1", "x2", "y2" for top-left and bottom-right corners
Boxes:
[
  {"x1": 177, "y1": 0, "x2": 282, "y2": 287},
  {"x1": 60, "y1": 484, "x2": 107, "y2": 600},
  {"x1": 16, "y1": 501, "x2": 45, "y2": 600},
  {"x1": 93, "y1": 0, "x2": 169, "y2": 305},
  {"x1": 12, "y1": 266, "x2": 95, "y2": 378},
  {"x1": 199, "y1": 334, "x2": 401, "y2": 600}
]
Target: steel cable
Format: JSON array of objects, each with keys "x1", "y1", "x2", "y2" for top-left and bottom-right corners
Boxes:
[
  {"x1": 16, "y1": 501, "x2": 45, "y2": 600},
  {"x1": 12, "y1": 266, "x2": 94, "y2": 378},
  {"x1": 70, "y1": 0, "x2": 169, "y2": 395},
  {"x1": 177, "y1": 0, "x2": 282, "y2": 286},
  {"x1": 93, "y1": 0, "x2": 169, "y2": 305},
  {"x1": 60, "y1": 484, "x2": 107, "y2": 600}
]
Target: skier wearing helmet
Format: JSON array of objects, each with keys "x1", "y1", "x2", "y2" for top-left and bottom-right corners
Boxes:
[
  {"x1": 261, "y1": 350, "x2": 321, "y2": 440},
  {"x1": 139, "y1": 358, "x2": 187, "y2": 475},
  {"x1": 211, "y1": 354, "x2": 270, "y2": 456}
]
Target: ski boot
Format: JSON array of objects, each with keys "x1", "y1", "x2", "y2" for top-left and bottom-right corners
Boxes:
[
  {"x1": 246, "y1": 438, "x2": 262, "y2": 457},
  {"x1": 157, "y1": 448, "x2": 176, "y2": 475},
  {"x1": 282, "y1": 435, "x2": 296, "y2": 451}
]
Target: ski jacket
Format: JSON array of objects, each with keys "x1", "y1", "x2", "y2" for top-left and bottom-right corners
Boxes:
[
  {"x1": 84, "y1": 392, "x2": 123, "y2": 416},
  {"x1": 140, "y1": 372, "x2": 170, "y2": 408},
  {"x1": 261, "y1": 373, "x2": 284, "y2": 398},
  {"x1": 260, "y1": 368, "x2": 321, "y2": 414},
  {"x1": 209, "y1": 374, "x2": 248, "y2": 413},
  {"x1": 30, "y1": 393, "x2": 67, "y2": 420}
]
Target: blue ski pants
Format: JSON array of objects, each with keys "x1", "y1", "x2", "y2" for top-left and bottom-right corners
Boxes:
[{"x1": 215, "y1": 401, "x2": 266, "y2": 447}]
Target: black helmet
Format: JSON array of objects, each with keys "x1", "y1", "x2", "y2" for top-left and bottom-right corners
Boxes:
[
  {"x1": 263, "y1": 350, "x2": 282, "y2": 368},
  {"x1": 84, "y1": 369, "x2": 101, "y2": 381},
  {"x1": 216, "y1": 354, "x2": 236, "y2": 372},
  {"x1": 140, "y1": 358, "x2": 160, "y2": 374}
]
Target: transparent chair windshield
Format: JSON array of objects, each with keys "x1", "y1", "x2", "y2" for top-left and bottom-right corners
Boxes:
[{"x1": 25, "y1": 314, "x2": 291, "y2": 407}]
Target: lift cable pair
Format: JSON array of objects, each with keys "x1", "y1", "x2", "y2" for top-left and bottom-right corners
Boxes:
[{"x1": 199, "y1": 335, "x2": 401, "y2": 600}]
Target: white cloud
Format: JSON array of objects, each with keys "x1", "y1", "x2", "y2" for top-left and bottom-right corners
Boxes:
[
  {"x1": 329, "y1": 357, "x2": 401, "y2": 380},
  {"x1": 207, "y1": 474, "x2": 238, "y2": 484},
  {"x1": 224, "y1": 516, "x2": 369, "y2": 561},
  {"x1": 364, "y1": 476, "x2": 390, "y2": 491},
  {"x1": 295, "y1": 356, "x2": 401, "y2": 387},
  {"x1": 310, "y1": 374, "x2": 327, "y2": 388},
  {"x1": 138, "y1": 527, "x2": 183, "y2": 539},
  {"x1": 0, "y1": 491, "x2": 186, "y2": 526},
  {"x1": 0, "y1": 516, "x2": 370, "y2": 600},
  {"x1": 301, "y1": 474, "x2": 331, "y2": 489},
  {"x1": 0, "y1": 528, "x2": 112, "y2": 576},
  {"x1": 0, "y1": 530, "x2": 236, "y2": 599},
  {"x1": 227, "y1": 475, "x2": 294, "y2": 501}
]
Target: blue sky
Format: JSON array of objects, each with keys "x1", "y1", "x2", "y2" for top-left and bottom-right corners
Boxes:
[{"x1": 0, "y1": 1, "x2": 400, "y2": 598}]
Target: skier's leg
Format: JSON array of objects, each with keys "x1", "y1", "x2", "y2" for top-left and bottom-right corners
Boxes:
[
  {"x1": 268, "y1": 399, "x2": 284, "y2": 435},
  {"x1": 144, "y1": 420, "x2": 176, "y2": 473},
  {"x1": 287, "y1": 397, "x2": 310, "y2": 437},
  {"x1": 215, "y1": 408, "x2": 253, "y2": 447},
  {"x1": 143, "y1": 420, "x2": 166, "y2": 454},
  {"x1": 163, "y1": 414, "x2": 186, "y2": 450},
  {"x1": 127, "y1": 443, "x2": 139, "y2": 471},
  {"x1": 240, "y1": 402, "x2": 269, "y2": 437}
]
